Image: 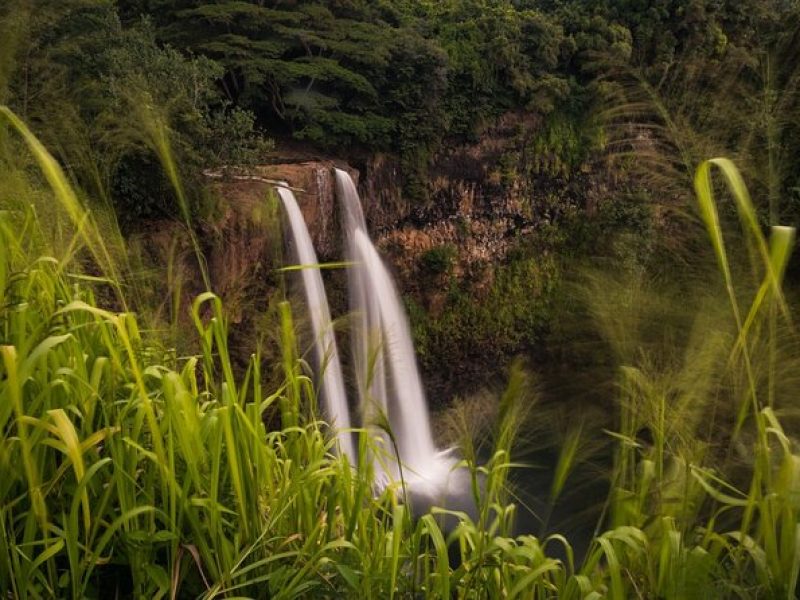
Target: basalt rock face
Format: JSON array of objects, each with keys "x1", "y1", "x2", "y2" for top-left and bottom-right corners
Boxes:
[
  {"x1": 128, "y1": 187, "x2": 282, "y2": 375},
  {"x1": 205, "y1": 161, "x2": 359, "y2": 260},
  {"x1": 359, "y1": 111, "x2": 615, "y2": 299}
]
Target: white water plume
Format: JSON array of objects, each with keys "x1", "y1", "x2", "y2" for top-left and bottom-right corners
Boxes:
[
  {"x1": 277, "y1": 185, "x2": 355, "y2": 464},
  {"x1": 335, "y1": 170, "x2": 459, "y2": 496}
]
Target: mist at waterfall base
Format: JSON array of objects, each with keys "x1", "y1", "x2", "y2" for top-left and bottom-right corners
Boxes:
[{"x1": 277, "y1": 171, "x2": 480, "y2": 528}]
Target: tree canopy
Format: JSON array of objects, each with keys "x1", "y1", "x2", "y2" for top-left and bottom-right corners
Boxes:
[{"x1": 2, "y1": 0, "x2": 798, "y2": 210}]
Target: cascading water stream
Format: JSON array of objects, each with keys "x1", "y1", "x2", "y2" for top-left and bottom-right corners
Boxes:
[
  {"x1": 336, "y1": 172, "x2": 392, "y2": 480},
  {"x1": 335, "y1": 170, "x2": 458, "y2": 495},
  {"x1": 277, "y1": 185, "x2": 355, "y2": 464},
  {"x1": 349, "y1": 228, "x2": 438, "y2": 464}
]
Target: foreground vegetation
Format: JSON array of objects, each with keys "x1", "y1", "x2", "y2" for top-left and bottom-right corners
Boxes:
[{"x1": 1, "y1": 106, "x2": 799, "y2": 598}]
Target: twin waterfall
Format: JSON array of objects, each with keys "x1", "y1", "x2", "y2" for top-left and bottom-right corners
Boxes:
[{"x1": 278, "y1": 170, "x2": 462, "y2": 507}]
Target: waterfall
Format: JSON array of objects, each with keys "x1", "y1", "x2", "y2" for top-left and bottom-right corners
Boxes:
[
  {"x1": 277, "y1": 185, "x2": 355, "y2": 464},
  {"x1": 336, "y1": 172, "x2": 392, "y2": 480},
  {"x1": 335, "y1": 170, "x2": 457, "y2": 494},
  {"x1": 278, "y1": 172, "x2": 471, "y2": 518}
]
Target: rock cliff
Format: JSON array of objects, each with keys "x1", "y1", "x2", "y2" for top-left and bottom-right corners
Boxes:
[{"x1": 141, "y1": 112, "x2": 627, "y2": 401}]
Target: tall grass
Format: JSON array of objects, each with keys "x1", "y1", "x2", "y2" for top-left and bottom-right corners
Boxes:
[{"x1": 1, "y1": 104, "x2": 799, "y2": 598}]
